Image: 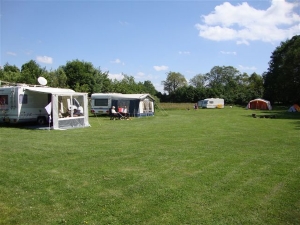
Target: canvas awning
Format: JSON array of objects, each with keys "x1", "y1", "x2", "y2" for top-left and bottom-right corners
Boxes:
[
  {"x1": 25, "y1": 87, "x2": 90, "y2": 130},
  {"x1": 110, "y1": 93, "x2": 155, "y2": 100}
]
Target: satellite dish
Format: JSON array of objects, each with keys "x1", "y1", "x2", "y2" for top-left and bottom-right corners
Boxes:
[{"x1": 38, "y1": 77, "x2": 47, "y2": 86}]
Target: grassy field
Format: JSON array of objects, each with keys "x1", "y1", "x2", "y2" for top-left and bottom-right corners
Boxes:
[{"x1": 0, "y1": 105, "x2": 299, "y2": 225}]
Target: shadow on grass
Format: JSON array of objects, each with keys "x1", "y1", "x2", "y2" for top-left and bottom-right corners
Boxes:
[
  {"x1": 247, "y1": 110, "x2": 300, "y2": 119},
  {"x1": 247, "y1": 109, "x2": 300, "y2": 130},
  {"x1": 0, "y1": 122, "x2": 51, "y2": 130}
]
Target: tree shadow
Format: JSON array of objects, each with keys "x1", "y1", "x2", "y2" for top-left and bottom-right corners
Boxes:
[
  {"x1": 246, "y1": 109, "x2": 300, "y2": 130},
  {"x1": 249, "y1": 110, "x2": 300, "y2": 119}
]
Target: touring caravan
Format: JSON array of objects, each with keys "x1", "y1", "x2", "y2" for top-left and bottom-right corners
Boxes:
[
  {"x1": 91, "y1": 93, "x2": 155, "y2": 117},
  {"x1": 0, "y1": 82, "x2": 90, "y2": 129},
  {"x1": 198, "y1": 98, "x2": 224, "y2": 108}
]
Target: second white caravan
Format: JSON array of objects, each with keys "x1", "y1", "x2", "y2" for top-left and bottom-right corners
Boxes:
[{"x1": 198, "y1": 98, "x2": 224, "y2": 108}]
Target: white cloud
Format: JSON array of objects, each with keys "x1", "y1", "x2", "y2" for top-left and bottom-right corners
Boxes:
[
  {"x1": 36, "y1": 56, "x2": 53, "y2": 64},
  {"x1": 220, "y1": 51, "x2": 237, "y2": 55},
  {"x1": 108, "y1": 72, "x2": 124, "y2": 80},
  {"x1": 185, "y1": 70, "x2": 196, "y2": 74},
  {"x1": 25, "y1": 50, "x2": 33, "y2": 55},
  {"x1": 153, "y1": 82, "x2": 165, "y2": 93},
  {"x1": 136, "y1": 72, "x2": 145, "y2": 77},
  {"x1": 110, "y1": 58, "x2": 121, "y2": 63},
  {"x1": 7, "y1": 51, "x2": 17, "y2": 56},
  {"x1": 153, "y1": 65, "x2": 168, "y2": 71},
  {"x1": 134, "y1": 72, "x2": 157, "y2": 81},
  {"x1": 195, "y1": 0, "x2": 300, "y2": 44},
  {"x1": 179, "y1": 51, "x2": 190, "y2": 55},
  {"x1": 110, "y1": 58, "x2": 125, "y2": 65},
  {"x1": 119, "y1": 21, "x2": 129, "y2": 25},
  {"x1": 238, "y1": 65, "x2": 257, "y2": 71}
]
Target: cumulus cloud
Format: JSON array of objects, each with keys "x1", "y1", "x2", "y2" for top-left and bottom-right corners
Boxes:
[
  {"x1": 136, "y1": 72, "x2": 145, "y2": 77},
  {"x1": 36, "y1": 56, "x2": 53, "y2": 64},
  {"x1": 238, "y1": 65, "x2": 257, "y2": 71},
  {"x1": 110, "y1": 58, "x2": 121, "y2": 63},
  {"x1": 110, "y1": 58, "x2": 125, "y2": 65},
  {"x1": 179, "y1": 51, "x2": 190, "y2": 55},
  {"x1": 195, "y1": 0, "x2": 300, "y2": 44},
  {"x1": 220, "y1": 51, "x2": 237, "y2": 55},
  {"x1": 153, "y1": 65, "x2": 168, "y2": 71},
  {"x1": 119, "y1": 21, "x2": 129, "y2": 25},
  {"x1": 108, "y1": 72, "x2": 124, "y2": 80},
  {"x1": 7, "y1": 51, "x2": 17, "y2": 56}
]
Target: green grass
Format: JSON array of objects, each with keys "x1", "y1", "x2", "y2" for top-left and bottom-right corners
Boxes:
[{"x1": 1, "y1": 106, "x2": 300, "y2": 225}]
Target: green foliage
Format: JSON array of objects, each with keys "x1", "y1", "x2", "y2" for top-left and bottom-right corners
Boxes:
[
  {"x1": 189, "y1": 73, "x2": 206, "y2": 88},
  {"x1": 5, "y1": 34, "x2": 299, "y2": 106},
  {"x1": 0, "y1": 60, "x2": 156, "y2": 97},
  {"x1": 47, "y1": 67, "x2": 68, "y2": 88},
  {"x1": 62, "y1": 60, "x2": 111, "y2": 94},
  {"x1": 143, "y1": 80, "x2": 157, "y2": 96},
  {"x1": 1, "y1": 107, "x2": 300, "y2": 224},
  {"x1": 0, "y1": 63, "x2": 21, "y2": 83},
  {"x1": 162, "y1": 71, "x2": 187, "y2": 94},
  {"x1": 165, "y1": 66, "x2": 265, "y2": 105},
  {"x1": 112, "y1": 74, "x2": 142, "y2": 93},
  {"x1": 264, "y1": 35, "x2": 300, "y2": 104},
  {"x1": 20, "y1": 60, "x2": 45, "y2": 84}
]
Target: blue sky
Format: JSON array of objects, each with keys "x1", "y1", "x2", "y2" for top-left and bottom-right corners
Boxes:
[{"x1": 1, "y1": 0, "x2": 299, "y2": 92}]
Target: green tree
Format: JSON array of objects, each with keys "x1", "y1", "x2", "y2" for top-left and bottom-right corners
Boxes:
[
  {"x1": 189, "y1": 73, "x2": 206, "y2": 88},
  {"x1": 162, "y1": 71, "x2": 187, "y2": 94},
  {"x1": 1, "y1": 63, "x2": 21, "y2": 83},
  {"x1": 20, "y1": 60, "x2": 46, "y2": 84},
  {"x1": 111, "y1": 74, "x2": 140, "y2": 93},
  {"x1": 63, "y1": 60, "x2": 93, "y2": 92},
  {"x1": 248, "y1": 72, "x2": 264, "y2": 99},
  {"x1": 93, "y1": 67, "x2": 111, "y2": 93},
  {"x1": 263, "y1": 35, "x2": 300, "y2": 104},
  {"x1": 62, "y1": 60, "x2": 110, "y2": 94},
  {"x1": 174, "y1": 85, "x2": 196, "y2": 102},
  {"x1": 143, "y1": 80, "x2": 157, "y2": 96},
  {"x1": 204, "y1": 66, "x2": 241, "y2": 103}
]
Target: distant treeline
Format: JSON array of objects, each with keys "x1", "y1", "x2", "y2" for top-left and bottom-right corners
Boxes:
[{"x1": 1, "y1": 35, "x2": 299, "y2": 105}]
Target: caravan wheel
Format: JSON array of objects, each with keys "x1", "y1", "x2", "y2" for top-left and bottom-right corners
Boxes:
[{"x1": 37, "y1": 116, "x2": 47, "y2": 125}]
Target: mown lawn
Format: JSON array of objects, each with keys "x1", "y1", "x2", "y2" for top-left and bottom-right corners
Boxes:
[{"x1": 0, "y1": 106, "x2": 299, "y2": 225}]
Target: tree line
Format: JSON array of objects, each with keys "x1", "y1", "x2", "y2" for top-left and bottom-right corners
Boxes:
[
  {"x1": 161, "y1": 35, "x2": 300, "y2": 105},
  {"x1": 160, "y1": 67, "x2": 263, "y2": 105},
  {"x1": 1, "y1": 35, "x2": 299, "y2": 105},
  {"x1": 0, "y1": 60, "x2": 157, "y2": 97}
]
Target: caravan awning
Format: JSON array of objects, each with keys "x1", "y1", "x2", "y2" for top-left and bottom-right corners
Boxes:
[{"x1": 92, "y1": 93, "x2": 155, "y2": 100}]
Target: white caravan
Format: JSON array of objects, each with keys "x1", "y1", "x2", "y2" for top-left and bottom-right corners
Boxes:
[
  {"x1": 91, "y1": 93, "x2": 155, "y2": 117},
  {"x1": 0, "y1": 83, "x2": 90, "y2": 129},
  {"x1": 198, "y1": 98, "x2": 224, "y2": 109}
]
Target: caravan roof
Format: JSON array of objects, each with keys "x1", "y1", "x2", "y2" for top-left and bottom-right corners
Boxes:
[{"x1": 24, "y1": 86, "x2": 76, "y2": 94}]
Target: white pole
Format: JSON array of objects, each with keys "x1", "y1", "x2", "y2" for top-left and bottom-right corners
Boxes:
[{"x1": 48, "y1": 115, "x2": 51, "y2": 131}]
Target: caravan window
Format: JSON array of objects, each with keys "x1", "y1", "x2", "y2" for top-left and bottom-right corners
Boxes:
[
  {"x1": 19, "y1": 94, "x2": 28, "y2": 104},
  {"x1": 0, "y1": 95, "x2": 8, "y2": 109},
  {"x1": 0, "y1": 95, "x2": 8, "y2": 105},
  {"x1": 95, "y1": 99, "x2": 108, "y2": 106}
]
